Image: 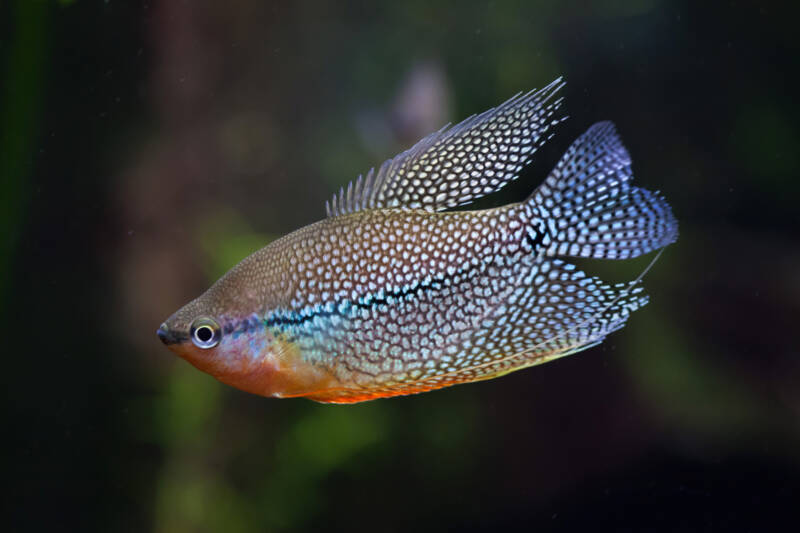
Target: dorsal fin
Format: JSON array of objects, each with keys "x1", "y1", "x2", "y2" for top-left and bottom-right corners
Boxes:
[{"x1": 326, "y1": 77, "x2": 566, "y2": 217}]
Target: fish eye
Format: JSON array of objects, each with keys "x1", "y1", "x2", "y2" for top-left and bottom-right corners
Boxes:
[{"x1": 190, "y1": 317, "x2": 221, "y2": 349}]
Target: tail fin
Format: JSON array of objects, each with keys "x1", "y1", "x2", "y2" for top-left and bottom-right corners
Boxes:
[{"x1": 530, "y1": 122, "x2": 678, "y2": 260}]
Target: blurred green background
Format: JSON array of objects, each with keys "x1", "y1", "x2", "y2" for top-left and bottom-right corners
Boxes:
[{"x1": 3, "y1": 1, "x2": 799, "y2": 531}]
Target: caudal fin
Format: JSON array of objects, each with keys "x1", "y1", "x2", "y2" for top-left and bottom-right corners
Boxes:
[{"x1": 530, "y1": 122, "x2": 678, "y2": 260}]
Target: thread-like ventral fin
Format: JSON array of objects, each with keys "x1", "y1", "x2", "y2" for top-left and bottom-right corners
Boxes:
[{"x1": 326, "y1": 77, "x2": 567, "y2": 217}]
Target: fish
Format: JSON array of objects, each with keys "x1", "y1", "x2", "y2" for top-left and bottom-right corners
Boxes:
[{"x1": 157, "y1": 77, "x2": 678, "y2": 403}]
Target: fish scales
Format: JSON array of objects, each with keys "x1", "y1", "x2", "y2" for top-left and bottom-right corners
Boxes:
[
  {"x1": 253, "y1": 207, "x2": 648, "y2": 402},
  {"x1": 158, "y1": 78, "x2": 678, "y2": 403},
  {"x1": 272, "y1": 207, "x2": 533, "y2": 380}
]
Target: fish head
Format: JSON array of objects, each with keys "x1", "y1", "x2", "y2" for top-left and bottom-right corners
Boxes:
[
  {"x1": 157, "y1": 261, "x2": 335, "y2": 398},
  {"x1": 156, "y1": 264, "x2": 283, "y2": 394},
  {"x1": 156, "y1": 292, "x2": 232, "y2": 373}
]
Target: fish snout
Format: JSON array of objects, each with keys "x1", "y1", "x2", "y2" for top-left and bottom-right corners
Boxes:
[
  {"x1": 157, "y1": 322, "x2": 179, "y2": 345},
  {"x1": 156, "y1": 323, "x2": 169, "y2": 344}
]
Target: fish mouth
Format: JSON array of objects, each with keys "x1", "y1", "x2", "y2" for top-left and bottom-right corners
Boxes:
[{"x1": 157, "y1": 323, "x2": 187, "y2": 345}]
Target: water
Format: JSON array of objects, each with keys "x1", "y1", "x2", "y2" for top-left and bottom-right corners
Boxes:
[{"x1": 3, "y1": 1, "x2": 798, "y2": 531}]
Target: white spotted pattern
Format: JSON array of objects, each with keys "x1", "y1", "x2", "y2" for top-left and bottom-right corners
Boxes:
[
  {"x1": 187, "y1": 80, "x2": 678, "y2": 403},
  {"x1": 533, "y1": 121, "x2": 678, "y2": 259},
  {"x1": 326, "y1": 78, "x2": 566, "y2": 216}
]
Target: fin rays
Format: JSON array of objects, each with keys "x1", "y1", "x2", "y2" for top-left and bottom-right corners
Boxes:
[
  {"x1": 326, "y1": 77, "x2": 566, "y2": 217},
  {"x1": 531, "y1": 121, "x2": 679, "y2": 259}
]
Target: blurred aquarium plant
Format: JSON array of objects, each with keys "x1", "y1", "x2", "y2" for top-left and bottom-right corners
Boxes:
[
  {"x1": 6, "y1": 0, "x2": 800, "y2": 531},
  {"x1": 0, "y1": 0, "x2": 47, "y2": 314}
]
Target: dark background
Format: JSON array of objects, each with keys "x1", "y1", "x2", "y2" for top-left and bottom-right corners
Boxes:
[{"x1": 3, "y1": 1, "x2": 799, "y2": 531}]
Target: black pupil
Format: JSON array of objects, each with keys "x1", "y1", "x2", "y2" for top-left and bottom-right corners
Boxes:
[{"x1": 196, "y1": 326, "x2": 213, "y2": 343}]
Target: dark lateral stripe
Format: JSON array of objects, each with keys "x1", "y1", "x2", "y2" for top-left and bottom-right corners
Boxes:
[
  {"x1": 253, "y1": 229, "x2": 547, "y2": 332},
  {"x1": 263, "y1": 277, "x2": 446, "y2": 328}
]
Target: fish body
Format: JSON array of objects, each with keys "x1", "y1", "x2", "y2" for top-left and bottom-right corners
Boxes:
[{"x1": 158, "y1": 78, "x2": 677, "y2": 403}]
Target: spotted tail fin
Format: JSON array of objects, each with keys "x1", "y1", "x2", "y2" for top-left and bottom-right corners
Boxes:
[{"x1": 531, "y1": 122, "x2": 678, "y2": 260}]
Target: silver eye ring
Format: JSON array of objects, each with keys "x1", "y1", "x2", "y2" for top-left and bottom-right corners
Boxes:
[{"x1": 189, "y1": 317, "x2": 221, "y2": 349}]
